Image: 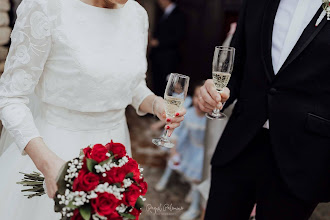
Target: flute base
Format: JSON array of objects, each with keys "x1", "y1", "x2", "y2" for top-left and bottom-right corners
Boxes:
[
  {"x1": 205, "y1": 112, "x2": 227, "y2": 120},
  {"x1": 152, "y1": 137, "x2": 174, "y2": 148}
]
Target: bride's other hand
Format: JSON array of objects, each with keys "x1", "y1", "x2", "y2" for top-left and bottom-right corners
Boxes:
[
  {"x1": 24, "y1": 138, "x2": 66, "y2": 198},
  {"x1": 153, "y1": 96, "x2": 186, "y2": 137}
]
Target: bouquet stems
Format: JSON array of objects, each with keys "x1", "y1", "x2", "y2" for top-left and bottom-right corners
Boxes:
[{"x1": 17, "y1": 172, "x2": 46, "y2": 199}]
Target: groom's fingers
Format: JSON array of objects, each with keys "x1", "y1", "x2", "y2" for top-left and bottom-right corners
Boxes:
[
  {"x1": 221, "y1": 87, "x2": 230, "y2": 103},
  {"x1": 205, "y1": 79, "x2": 221, "y2": 103},
  {"x1": 198, "y1": 101, "x2": 212, "y2": 113},
  {"x1": 198, "y1": 97, "x2": 218, "y2": 111},
  {"x1": 200, "y1": 83, "x2": 218, "y2": 108}
]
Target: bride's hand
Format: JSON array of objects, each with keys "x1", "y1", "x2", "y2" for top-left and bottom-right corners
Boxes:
[
  {"x1": 25, "y1": 138, "x2": 66, "y2": 198},
  {"x1": 153, "y1": 96, "x2": 186, "y2": 137},
  {"x1": 41, "y1": 156, "x2": 66, "y2": 198}
]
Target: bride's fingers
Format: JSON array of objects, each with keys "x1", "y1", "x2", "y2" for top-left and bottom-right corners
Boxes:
[
  {"x1": 159, "y1": 111, "x2": 166, "y2": 120},
  {"x1": 167, "y1": 116, "x2": 184, "y2": 123},
  {"x1": 165, "y1": 123, "x2": 180, "y2": 131},
  {"x1": 46, "y1": 182, "x2": 56, "y2": 198},
  {"x1": 175, "y1": 108, "x2": 187, "y2": 117}
]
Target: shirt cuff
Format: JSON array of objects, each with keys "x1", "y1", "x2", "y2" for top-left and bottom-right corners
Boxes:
[{"x1": 17, "y1": 132, "x2": 41, "y2": 156}]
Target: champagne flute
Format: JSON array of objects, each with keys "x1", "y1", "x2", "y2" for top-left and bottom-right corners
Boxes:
[
  {"x1": 152, "y1": 73, "x2": 190, "y2": 148},
  {"x1": 206, "y1": 46, "x2": 235, "y2": 120}
]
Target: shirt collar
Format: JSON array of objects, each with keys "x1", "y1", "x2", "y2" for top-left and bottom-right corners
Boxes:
[{"x1": 164, "y1": 3, "x2": 176, "y2": 17}]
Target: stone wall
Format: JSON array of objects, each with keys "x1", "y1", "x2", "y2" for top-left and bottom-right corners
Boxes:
[{"x1": 0, "y1": 0, "x2": 11, "y2": 75}]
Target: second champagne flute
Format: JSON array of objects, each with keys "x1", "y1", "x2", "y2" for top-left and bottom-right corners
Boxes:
[
  {"x1": 152, "y1": 73, "x2": 190, "y2": 148},
  {"x1": 206, "y1": 46, "x2": 235, "y2": 120}
]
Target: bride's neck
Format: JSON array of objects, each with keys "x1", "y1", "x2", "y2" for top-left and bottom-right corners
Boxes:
[{"x1": 81, "y1": 0, "x2": 121, "y2": 9}]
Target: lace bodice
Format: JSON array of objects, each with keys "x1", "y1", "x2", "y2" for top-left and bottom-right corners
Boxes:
[{"x1": 0, "y1": 0, "x2": 153, "y2": 153}]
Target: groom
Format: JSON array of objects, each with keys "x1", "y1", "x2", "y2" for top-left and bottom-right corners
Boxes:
[{"x1": 198, "y1": 0, "x2": 330, "y2": 219}]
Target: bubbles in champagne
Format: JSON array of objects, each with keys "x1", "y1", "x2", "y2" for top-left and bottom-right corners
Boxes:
[
  {"x1": 164, "y1": 95, "x2": 184, "y2": 117},
  {"x1": 212, "y1": 71, "x2": 231, "y2": 91}
]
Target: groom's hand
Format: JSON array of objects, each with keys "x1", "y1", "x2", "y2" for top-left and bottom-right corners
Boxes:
[{"x1": 198, "y1": 79, "x2": 230, "y2": 113}]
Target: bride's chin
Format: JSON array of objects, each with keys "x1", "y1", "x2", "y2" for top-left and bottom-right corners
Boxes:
[
  {"x1": 118, "y1": 0, "x2": 129, "y2": 4},
  {"x1": 105, "y1": 0, "x2": 128, "y2": 9},
  {"x1": 116, "y1": 3, "x2": 126, "y2": 9}
]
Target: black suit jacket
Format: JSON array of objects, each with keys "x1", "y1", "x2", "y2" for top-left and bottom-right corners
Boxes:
[
  {"x1": 150, "y1": 7, "x2": 185, "y2": 63},
  {"x1": 212, "y1": 0, "x2": 330, "y2": 203}
]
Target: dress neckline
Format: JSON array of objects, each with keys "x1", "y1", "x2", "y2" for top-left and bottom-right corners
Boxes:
[{"x1": 73, "y1": 0, "x2": 128, "y2": 12}]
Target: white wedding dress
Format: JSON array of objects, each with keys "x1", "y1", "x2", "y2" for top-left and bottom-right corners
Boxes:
[{"x1": 0, "y1": 0, "x2": 152, "y2": 219}]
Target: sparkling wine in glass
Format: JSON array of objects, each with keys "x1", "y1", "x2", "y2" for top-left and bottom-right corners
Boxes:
[
  {"x1": 152, "y1": 73, "x2": 190, "y2": 148},
  {"x1": 206, "y1": 46, "x2": 235, "y2": 120}
]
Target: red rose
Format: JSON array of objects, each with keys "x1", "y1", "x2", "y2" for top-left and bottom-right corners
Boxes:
[
  {"x1": 102, "y1": 167, "x2": 126, "y2": 184},
  {"x1": 83, "y1": 147, "x2": 92, "y2": 159},
  {"x1": 81, "y1": 159, "x2": 88, "y2": 172},
  {"x1": 71, "y1": 209, "x2": 84, "y2": 220},
  {"x1": 124, "y1": 183, "x2": 141, "y2": 207},
  {"x1": 105, "y1": 140, "x2": 127, "y2": 159},
  {"x1": 90, "y1": 144, "x2": 109, "y2": 163},
  {"x1": 72, "y1": 170, "x2": 100, "y2": 192},
  {"x1": 91, "y1": 192, "x2": 119, "y2": 216},
  {"x1": 106, "y1": 211, "x2": 122, "y2": 220},
  {"x1": 122, "y1": 158, "x2": 140, "y2": 181},
  {"x1": 130, "y1": 208, "x2": 142, "y2": 220},
  {"x1": 137, "y1": 178, "x2": 148, "y2": 196}
]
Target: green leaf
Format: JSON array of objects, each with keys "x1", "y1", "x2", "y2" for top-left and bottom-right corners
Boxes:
[
  {"x1": 114, "y1": 183, "x2": 121, "y2": 188},
  {"x1": 80, "y1": 204, "x2": 92, "y2": 220},
  {"x1": 67, "y1": 201, "x2": 78, "y2": 209},
  {"x1": 125, "y1": 172, "x2": 134, "y2": 179},
  {"x1": 99, "y1": 155, "x2": 114, "y2": 166},
  {"x1": 135, "y1": 197, "x2": 144, "y2": 209},
  {"x1": 120, "y1": 213, "x2": 136, "y2": 219},
  {"x1": 80, "y1": 149, "x2": 85, "y2": 157},
  {"x1": 86, "y1": 158, "x2": 98, "y2": 173}
]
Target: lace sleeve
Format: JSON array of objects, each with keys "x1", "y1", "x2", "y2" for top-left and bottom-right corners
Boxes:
[
  {"x1": 0, "y1": 0, "x2": 52, "y2": 154},
  {"x1": 131, "y1": 8, "x2": 153, "y2": 116}
]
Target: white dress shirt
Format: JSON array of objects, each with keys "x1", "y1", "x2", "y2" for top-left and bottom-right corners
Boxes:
[
  {"x1": 163, "y1": 3, "x2": 176, "y2": 19},
  {"x1": 264, "y1": 0, "x2": 321, "y2": 129}
]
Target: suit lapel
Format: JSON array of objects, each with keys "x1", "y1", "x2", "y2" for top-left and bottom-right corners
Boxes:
[
  {"x1": 276, "y1": 6, "x2": 326, "y2": 76},
  {"x1": 260, "y1": 0, "x2": 281, "y2": 82}
]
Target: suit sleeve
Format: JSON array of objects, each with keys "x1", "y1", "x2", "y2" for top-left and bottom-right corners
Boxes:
[{"x1": 225, "y1": 0, "x2": 247, "y2": 108}]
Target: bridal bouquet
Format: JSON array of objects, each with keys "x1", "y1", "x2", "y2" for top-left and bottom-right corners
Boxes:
[{"x1": 17, "y1": 141, "x2": 148, "y2": 220}]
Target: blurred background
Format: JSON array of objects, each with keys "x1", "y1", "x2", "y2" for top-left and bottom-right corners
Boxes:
[{"x1": 1, "y1": 0, "x2": 329, "y2": 219}]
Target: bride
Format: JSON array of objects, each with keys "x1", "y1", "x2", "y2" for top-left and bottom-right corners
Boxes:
[{"x1": 0, "y1": 0, "x2": 186, "y2": 219}]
